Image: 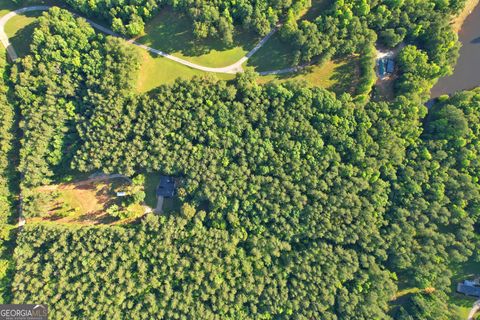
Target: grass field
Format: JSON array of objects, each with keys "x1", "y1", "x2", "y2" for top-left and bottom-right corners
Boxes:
[
  {"x1": 134, "y1": 7, "x2": 259, "y2": 68},
  {"x1": 30, "y1": 177, "x2": 146, "y2": 225},
  {"x1": 255, "y1": 57, "x2": 360, "y2": 94},
  {"x1": 299, "y1": 0, "x2": 332, "y2": 21},
  {"x1": 0, "y1": 0, "x2": 359, "y2": 92},
  {"x1": 144, "y1": 172, "x2": 161, "y2": 208},
  {"x1": 4, "y1": 11, "x2": 41, "y2": 57}
]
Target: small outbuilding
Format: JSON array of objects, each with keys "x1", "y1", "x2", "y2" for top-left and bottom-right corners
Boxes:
[
  {"x1": 377, "y1": 58, "x2": 395, "y2": 79},
  {"x1": 457, "y1": 279, "x2": 480, "y2": 297},
  {"x1": 156, "y1": 176, "x2": 175, "y2": 198}
]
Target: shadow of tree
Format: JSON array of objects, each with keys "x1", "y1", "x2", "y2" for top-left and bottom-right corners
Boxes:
[
  {"x1": 329, "y1": 57, "x2": 358, "y2": 95},
  {"x1": 8, "y1": 12, "x2": 40, "y2": 58},
  {"x1": 136, "y1": 7, "x2": 258, "y2": 58}
]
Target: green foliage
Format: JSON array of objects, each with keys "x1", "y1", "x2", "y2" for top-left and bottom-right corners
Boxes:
[
  {"x1": 281, "y1": 0, "x2": 462, "y2": 80},
  {"x1": 5, "y1": 1, "x2": 480, "y2": 318},
  {"x1": 0, "y1": 45, "x2": 16, "y2": 303},
  {"x1": 395, "y1": 291, "x2": 455, "y2": 319},
  {"x1": 60, "y1": 0, "x2": 308, "y2": 39},
  {"x1": 11, "y1": 8, "x2": 140, "y2": 189},
  {"x1": 383, "y1": 90, "x2": 480, "y2": 290},
  {"x1": 12, "y1": 215, "x2": 395, "y2": 319}
]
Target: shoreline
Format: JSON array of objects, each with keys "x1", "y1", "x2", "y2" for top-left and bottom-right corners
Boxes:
[{"x1": 452, "y1": 0, "x2": 480, "y2": 32}]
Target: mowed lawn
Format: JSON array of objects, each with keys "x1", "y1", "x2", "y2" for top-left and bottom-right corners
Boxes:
[
  {"x1": 0, "y1": 0, "x2": 361, "y2": 94},
  {"x1": 135, "y1": 48, "x2": 235, "y2": 92},
  {"x1": 134, "y1": 7, "x2": 259, "y2": 68},
  {"x1": 255, "y1": 57, "x2": 360, "y2": 94},
  {"x1": 4, "y1": 11, "x2": 41, "y2": 57}
]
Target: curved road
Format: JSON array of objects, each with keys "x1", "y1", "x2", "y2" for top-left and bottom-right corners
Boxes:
[
  {"x1": 0, "y1": 6, "x2": 283, "y2": 74},
  {"x1": 468, "y1": 300, "x2": 480, "y2": 320}
]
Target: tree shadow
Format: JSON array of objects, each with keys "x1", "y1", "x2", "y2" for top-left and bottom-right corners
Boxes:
[
  {"x1": 247, "y1": 33, "x2": 296, "y2": 71},
  {"x1": 136, "y1": 7, "x2": 258, "y2": 58},
  {"x1": 329, "y1": 57, "x2": 359, "y2": 95},
  {"x1": 8, "y1": 13, "x2": 39, "y2": 58},
  {"x1": 300, "y1": 0, "x2": 334, "y2": 21}
]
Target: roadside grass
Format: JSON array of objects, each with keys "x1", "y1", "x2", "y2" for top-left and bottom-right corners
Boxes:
[
  {"x1": 254, "y1": 57, "x2": 360, "y2": 93},
  {"x1": 134, "y1": 7, "x2": 259, "y2": 68},
  {"x1": 0, "y1": 0, "x2": 58, "y2": 16},
  {"x1": 246, "y1": 32, "x2": 296, "y2": 72},
  {"x1": 135, "y1": 47, "x2": 235, "y2": 92},
  {"x1": 144, "y1": 172, "x2": 161, "y2": 208},
  {"x1": 299, "y1": 0, "x2": 332, "y2": 21},
  {"x1": 4, "y1": 11, "x2": 41, "y2": 57}
]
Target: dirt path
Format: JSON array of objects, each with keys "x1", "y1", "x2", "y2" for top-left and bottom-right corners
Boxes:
[
  {"x1": 0, "y1": 6, "x2": 291, "y2": 74},
  {"x1": 468, "y1": 300, "x2": 480, "y2": 320}
]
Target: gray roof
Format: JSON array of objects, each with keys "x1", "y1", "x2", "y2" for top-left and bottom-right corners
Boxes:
[
  {"x1": 386, "y1": 59, "x2": 394, "y2": 73},
  {"x1": 457, "y1": 283, "x2": 480, "y2": 297},
  {"x1": 156, "y1": 176, "x2": 175, "y2": 197}
]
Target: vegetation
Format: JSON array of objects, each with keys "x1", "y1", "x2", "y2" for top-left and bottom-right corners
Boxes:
[
  {"x1": 59, "y1": 0, "x2": 309, "y2": 39},
  {"x1": 4, "y1": 11, "x2": 41, "y2": 58},
  {"x1": 255, "y1": 57, "x2": 359, "y2": 94},
  {"x1": 1, "y1": 0, "x2": 479, "y2": 319},
  {"x1": 0, "y1": 45, "x2": 15, "y2": 304},
  {"x1": 25, "y1": 176, "x2": 146, "y2": 224},
  {"x1": 134, "y1": 7, "x2": 258, "y2": 68},
  {"x1": 281, "y1": 0, "x2": 464, "y2": 67}
]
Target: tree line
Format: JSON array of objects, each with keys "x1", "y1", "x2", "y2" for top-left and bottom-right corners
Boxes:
[
  {"x1": 57, "y1": 0, "x2": 309, "y2": 41},
  {"x1": 6, "y1": 3, "x2": 480, "y2": 319},
  {"x1": 0, "y1": 45, "x2": 17, "y2": 303},
  {"x1": 10, "y1": 8, "x2": 139, "y2": 216},
  {"x1": 280, "y1": 0, "x2": 462, "y2": 72}
]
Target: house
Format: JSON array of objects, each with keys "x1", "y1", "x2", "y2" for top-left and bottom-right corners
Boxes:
[
  {"x1": 156, "y1": 176, "x2": 175, "y2": 198},
  {"x1": 377, "y1": 58, "x2": 395, "y2": 79},
  {"x1": 457, "y1": 279, "x2": 480, "y2": 297}
]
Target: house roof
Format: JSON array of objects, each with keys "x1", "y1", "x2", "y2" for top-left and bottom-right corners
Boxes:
[
  {"x1": 386, "y1": 59, "x2": 395, "y2": 73},
  {"x1": 457, "y1": 282, "x2": 480, "y2": 297},
  {"x1": 156, "y1": 176, "x2": 175, "y2": 197}
]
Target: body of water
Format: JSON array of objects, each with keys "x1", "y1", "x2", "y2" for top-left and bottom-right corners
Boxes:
[{"x1": 431, "y1": 3, "x2": 480, "y2": 97}]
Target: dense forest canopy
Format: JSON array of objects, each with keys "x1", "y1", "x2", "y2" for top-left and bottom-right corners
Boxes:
[
  {"x1": 57, "y1": 0, "x2": 309, "y2": 40},
  {"x1": 0, "y1": 0, "x2": 479, "y2": 318}
]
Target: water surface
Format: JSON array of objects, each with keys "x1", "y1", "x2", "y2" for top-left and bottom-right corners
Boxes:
[{"x1": 431, "y1": 4, "x2": 480, "y2": 97}]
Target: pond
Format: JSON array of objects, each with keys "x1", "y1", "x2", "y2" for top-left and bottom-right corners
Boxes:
[{"x1": 431, "y1": 3, "x2": 480, "y2": 97}]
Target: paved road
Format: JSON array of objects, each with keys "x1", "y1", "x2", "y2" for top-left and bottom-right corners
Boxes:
[{"x1": 0, "y1": 6, "x2": 287, "y2": 74}]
